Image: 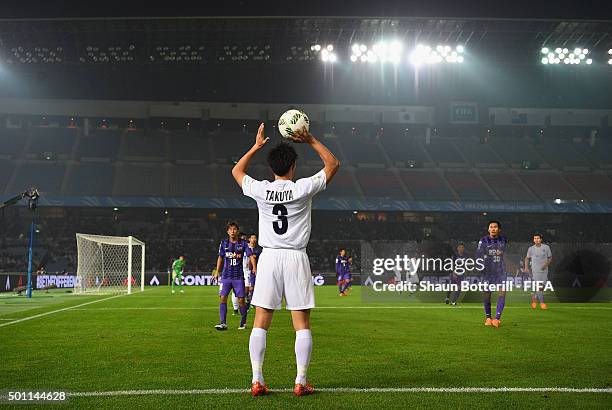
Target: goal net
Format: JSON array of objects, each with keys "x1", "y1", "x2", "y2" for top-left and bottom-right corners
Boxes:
[{"x1": 75, "y1": 233, "x2": 145, "y2": 294}]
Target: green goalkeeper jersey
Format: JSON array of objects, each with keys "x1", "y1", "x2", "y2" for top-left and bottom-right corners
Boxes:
[{"x1": 172, "y1": 259, "x2": 185, "y2": 274}]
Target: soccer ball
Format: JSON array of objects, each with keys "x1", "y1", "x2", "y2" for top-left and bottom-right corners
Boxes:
[{"x1": 278, "y1": 109, "x2": 309, "y2": 139}]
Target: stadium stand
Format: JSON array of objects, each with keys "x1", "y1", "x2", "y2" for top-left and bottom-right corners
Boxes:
[
  {"x1": 399, "y1": 170, "x2": 456, "y2": 200},
  {"x1": 574, "y1": 140, "x2": 612, "y2": 169},
  {"x1": 77, "y1": 131, "x2": 121, "y2": 159},
  {"x1": 169, "y1": 134, "x2": 210, "y2": 162},
  {"x1": 9, "y1": 162, "x2": 66, "y2": 195},
  {"x1": 355, "y1": 168, "x2": 407, "y2": 199},
  {"x1": 480, "y1": 172, "x2": 537, "y2": 201},
  {"x1": 167, "y1": 164, "x2": 217, "y2": 197},
  {"x1": 0, "y1": 161, "x2": 16, "y2": 194},
  {"x1": 1, "y1": 114, "x2": 612, "y2": 204},
  {"x1": 534, "y1": 139, "x2": 592, "y2": 170},
  {"x1": 444, "y1": 171, "x2": 497, "y2": 201},
  {"x1": 0, "y1": 128, "x2": 27, "y2": 158},
  {"x1": 113, "y1": 163, "x2": 165, "y2": 196},
  {"x1": 564, "y1": 173, "x2": 612, "y2": 201},
  {"x1": 27, "y1": 127, "x2": 77, "y2": 158},
  {"x1": 336, "y1": 131, "x2": 387, "y2": 166},
  {"x1": 519, "y1": 172, "x2": 584, "y2": 201},
  {"x1": 123, "y1": 130, "x2": 167, "y2": 160},
  {"x1": 64, "y1": 163, "x2": 115, "y2": 196},
  {"x1": 490, "y1": 137, "x2": 546, "y2": 167},
  {"x1": 453, "y1": 138, "x2": 506, "y2": 168},
  {"x1": 423, "y1": 139, "x2": 467, "y2": 167},
  {"x1": 379, "y1": 130, "x2": 431, "y2": 167}
]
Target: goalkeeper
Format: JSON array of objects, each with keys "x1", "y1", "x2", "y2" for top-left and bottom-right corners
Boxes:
[{"x1": 171, "y1": 255, "x2": 186, "y2": 294}]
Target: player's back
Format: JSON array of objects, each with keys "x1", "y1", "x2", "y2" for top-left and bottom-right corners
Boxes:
[{"x1": 242, "y1": 170, "x2": 326, "y2": 250}]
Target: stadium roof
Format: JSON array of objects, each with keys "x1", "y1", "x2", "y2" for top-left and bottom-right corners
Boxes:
[
  {"x1": 0, "y1": 0, "x2": 609, "y2": 20},
  {"x1": 1, "y1": 16, "x2": 611, "y2": 66}
]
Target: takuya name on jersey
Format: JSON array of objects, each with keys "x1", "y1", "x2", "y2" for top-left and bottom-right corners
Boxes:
[{"x1": 265, "y1": 190, "x2": 294, "y2": 202}]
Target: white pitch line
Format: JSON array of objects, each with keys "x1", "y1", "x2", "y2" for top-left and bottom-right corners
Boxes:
[
  {"x1": 66, "y1": 387, "x2": 612, "y2": 397},
  {"x1": 66, "y1": 306, "x2": 612, "y2": 311},
  {"x1": 0, "y1": 293, "x2": 128, "y2": 328}
]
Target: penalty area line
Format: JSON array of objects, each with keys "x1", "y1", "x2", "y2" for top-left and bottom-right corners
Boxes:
[
  {"x1": 0, "y1": 292, "x2": 136, "y2": 328},
  {"x1": 68, "y1": 387, "x2": 612, "y2": 397}
]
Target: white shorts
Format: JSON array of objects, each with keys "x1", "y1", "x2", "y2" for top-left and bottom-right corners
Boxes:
[
  {"x1": 250, "y1": 248, "x2": 314, "y2": 310},
  {"x1": 244, "y1": 271, "x2": 252, "y2": 287}
]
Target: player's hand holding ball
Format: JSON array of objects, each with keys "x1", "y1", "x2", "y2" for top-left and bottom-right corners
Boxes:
[{"x1": 289, "y1": 127, "x2": 314, "y2": 144}]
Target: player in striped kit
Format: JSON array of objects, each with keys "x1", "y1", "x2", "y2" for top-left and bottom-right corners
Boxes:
[
  {"x1": 214, "y1": 221, "x2": 249, "y2": 331},
  {"x1": 245, "y1": 233, "x2": 263, "y2": 309},
  {"x1": 476, "y1": 221, "x2": 508, "y2": 328},
  {"x1": 335, "y1": 249, "x2": 350, "y2": 296}
]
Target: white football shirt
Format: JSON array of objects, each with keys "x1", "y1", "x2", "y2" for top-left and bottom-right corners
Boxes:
[{"x1": 242, "y1": 169, "x2": 326, "y2": 250}]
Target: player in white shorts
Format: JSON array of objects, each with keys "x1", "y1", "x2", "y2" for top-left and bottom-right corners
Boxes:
[{"x1": 231, "y1": 123, "x2": 339, "y2": 397}]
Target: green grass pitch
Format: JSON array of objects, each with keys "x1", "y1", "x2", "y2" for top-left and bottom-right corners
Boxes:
[{"x1": 0, "y1": 286, "x2": 610, "y2": 409}]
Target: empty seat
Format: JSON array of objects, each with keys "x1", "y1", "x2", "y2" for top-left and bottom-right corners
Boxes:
[
  {"x1": 480, "y1": 173, "x2": 536, "y2": 201},
  {"x1": 167, "y1": 165, "x2": 217, "y2": 197},
  {"x1": 444, "y1": 171, "x2": 496, "y2": 200},
  {"x1": 519, "y1": 173, "x2": 583, "y2": 201},
  {"x1": 65, "y1": 163, "x2": 114, "y2": 196},
  {"x1": 564, "y1": 173, "x2": 612, "y2": 201},
  {"x1": 356, "y1": 168, "x2": 406, "y2": 199},
  {"x1": 11, "y1": 162, "x2": 66, "y2": 195},
  {"x1": 114, "y1": 164, "x2": 164, "y2": 196},
  {"x1": 399, "y1": 170, "x2": 455, "y2": 200}
]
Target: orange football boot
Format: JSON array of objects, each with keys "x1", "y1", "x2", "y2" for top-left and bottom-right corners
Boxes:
[
  {"x1": 491, "y1": 319, "x2": 501, "y2": 328},
  {"x1": 484, "y1": 318, "x2": 493, "y2": 326},
  {"x1": 251, "y1": 381, "x2": 269, "y2": 397},
  {"x1": 540, "y1": 303, "x2": 548, "y2": 310},
  {"x1": 293, "y1": 383, "x2": 314, "y2": 396}
]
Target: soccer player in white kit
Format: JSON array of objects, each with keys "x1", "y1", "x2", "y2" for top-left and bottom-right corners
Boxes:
[{"x1": 231, "y1": 123, "x2": 339, "y2": 397}]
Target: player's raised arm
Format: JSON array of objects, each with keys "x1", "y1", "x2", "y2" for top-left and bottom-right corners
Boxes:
[
  {"x1": 232, "y1": 122, "x2": 270, "y2": 187},
  {"x1": 291, "y1": 128, "x2": 340, "y2": 184}
]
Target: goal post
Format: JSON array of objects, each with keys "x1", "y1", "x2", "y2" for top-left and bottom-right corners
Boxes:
[{"x1": 75, "y1": 233, "x2": 146, "y2": 294}]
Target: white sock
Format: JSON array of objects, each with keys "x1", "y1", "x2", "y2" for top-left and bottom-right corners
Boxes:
[
  {"x1": 294, "y1": 329, "x2": 312, "y2": 385},
  {"x1": 231, "y1": 293, "x2": 239, "y2": 310},
  {"x1": 249, "y1": 327, "x2": 267, "y2": 383}
]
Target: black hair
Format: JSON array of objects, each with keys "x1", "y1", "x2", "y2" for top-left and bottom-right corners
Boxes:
[
  {"x1": 488, "y1": 220, "x2": 502, "y2": 229},
  {"x1": 226, "y1": 221, "x2": 239, "y2": 230},
  {"x1": 239, "y1": 232, "x2": 246, "y2": 237},
  {"x1": 533, "y1": 233, "x2": 543, "y2": 239},
  {"x1": 339, "y1": 248, "x2": 345, "y2": 253},
  {"x1": 267, "y1": 142, "x2": 298, "y2": 177},
  {"x1": 249, "y1": 233, "x2": 257, "y2": 238},
  {"x1": 457, "y1": 242, "x2": 465, "y2": 247}
]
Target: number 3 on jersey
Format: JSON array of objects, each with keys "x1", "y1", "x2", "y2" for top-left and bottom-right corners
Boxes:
[{"x1": 272, "y1": 204, "x2": 288, "y2": 235}]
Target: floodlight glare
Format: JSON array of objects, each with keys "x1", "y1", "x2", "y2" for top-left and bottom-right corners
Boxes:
[{"x1": 541, "y1": 47, "x2": 549, "y2": 54}]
